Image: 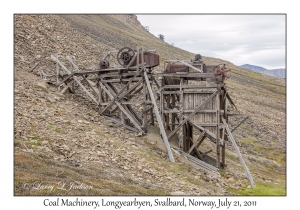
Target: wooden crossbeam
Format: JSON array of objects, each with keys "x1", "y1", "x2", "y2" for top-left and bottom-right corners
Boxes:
[
  {"x1": 231, "y1": 116, "x2": 249, "y2": 133},
  {"x1": 61, "y1": 80, "x2": 74, "y2": 94},
  {"x1": 221, "y1": 117, "x2": 256, "y2": 188},
  {"x1": 51, "y1": 55, "x2": 98, "y2": 104},
  {"x1": 126, "y1": 52, "x2": 137, "y2": 69},
  {"x1": 58, "y1": 73, "x2": 74, "y2": 87},
  {"x1": 177, "y1": 60, "x2": 203, "y2": 73},
  {"x1": 99, "y1": 82, "x2": 145, "y2": 134},
  {"x1": 202, "y1": 149, "x2": 213, "y2": 156},
  {"x1": 187, "y1": 131, "x2": 206, "y2": 154},
  {"x1": 99, "y1": 76, "x2": 143, "y2": 115},
  {"x1": 168, "y1": 91, "x2": 219, "y2": 140},
  {"x1": 81, "y1": 76, "x2": 99, "y2": 98},
  {"x1": 66, "y1": 56, "x2": 81, "y2": 72},
  {"x1": 144, "y1": 71, "x2": 175, "y2": 162}
]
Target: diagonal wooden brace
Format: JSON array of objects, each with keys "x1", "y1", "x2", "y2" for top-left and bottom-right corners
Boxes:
[
  {"x1": 168, "y1": 90, "x2": 219, "y2": 141},
  {"x1": 187, "y1": 131, "x2": 206, "y2": 154},
  {"x1": 100, "y1": 79, "x2": 143, "y2": 115},
  {"x1": 144, "y1": 71, "x2": 175, "y2": 162},
  {"x1": 51, "y1": 54, "x2": 98, "y2": 104},
  {"x1": 231, "y1": 116, "x2": 249, "y2": 133},
  {"x1": 221, "y1": 117, "x2": 256, "y2": 188},
  {"x1": 99, "y1": 82, "x2": 145, "y2": 134}
]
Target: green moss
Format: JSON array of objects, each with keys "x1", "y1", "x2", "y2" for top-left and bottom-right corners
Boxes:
[
  {"x1": 54, "y1": 128, "x2": 61, "y2": 133},
  {"x1": 228, "y1": 181, "x2": 285, "y2": 196}
]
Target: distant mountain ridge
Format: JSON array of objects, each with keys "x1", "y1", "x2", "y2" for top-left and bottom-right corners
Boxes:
[{"x1": 240, "y1": 64, "x2": 286, "y2": 78}]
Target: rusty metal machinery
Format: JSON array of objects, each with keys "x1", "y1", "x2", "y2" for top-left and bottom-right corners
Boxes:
[
  {"x1": 99, "y1": 59, "x2": 110, "y2": 69},
  {"x1": 215, "y1": 64, "x2": 231, "y2": 81},
  {"x1": 116, "y1": 47, "x2": 159, "y2": 68},
  {"x1": 117, "y1": 47, "x2": 135, "y2": 67}
]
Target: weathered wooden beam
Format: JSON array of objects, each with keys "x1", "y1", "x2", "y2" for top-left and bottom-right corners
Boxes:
[
  {"x1": 231, "y1": 116, "x2": 249, "y2": 133},
  {"x1": 203, "y1": 149, "x2": 213, "y2": 156},
  {"x1": 100, "y1": 78, "x2": 142, "y2": 83},
  {"x1": 168, "y1": 90, "x2": 220, "y2": 140},
  {"x1": 57, "y1": 73, "x2": 74, "y2": 87},
  {"x1": 222, "y1": 117, "x2": 256, "y2": 188},
  {"x1": 61, "y1": 80, "x2": 74, "y2": 94},
  {"x1": 187, "y1": 132, "x2": 206, "y2": 154},
  {"x1": 29, "y1": 62, "x2": 40, "y2": 72},
  {"x1": 99, "y1": 82, "x2": 145, "y2": 134},
  {"x1": 100, "y1": 79, "x2": 143, "y2": 114},
  {"x1": 177, "y1": 60, "x2": 203, "y2": 73},
  {"x1": 81, "y1": 76, "x2": 99, "y2": 98},
  {"x1": 163, "y1": 109, "x2": 217, "y2": 114},
  {"x1": 158, "y1": 73, "x2": 216, "y2": 78},
  {"x1": 66, "y1": 56, "x2": 80, "y2": 71},
  {"x1": 51, "y1": 55, "x2": 98, "y2": 104},
  {"x1": 51, "y1": 54, "x2": 71, "y2": 74},
  {"x1": 144, "y1": 71, "x2": 175, "y2": 162},
  {"x1": 162, "y1": 84, "x2": 219, "y2": 89},
  {"x1": 126, "y1": 52, "x2": 137, "y2": 69}
]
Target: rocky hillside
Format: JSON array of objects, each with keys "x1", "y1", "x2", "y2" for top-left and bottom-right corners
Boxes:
[{"x1": 14, "y1": 14, "x2": 286, "y2": 196}]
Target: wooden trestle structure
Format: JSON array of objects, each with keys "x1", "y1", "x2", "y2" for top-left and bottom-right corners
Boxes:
[{"x1": 50, "y1": 47, "x2": 256, "y2": 187}]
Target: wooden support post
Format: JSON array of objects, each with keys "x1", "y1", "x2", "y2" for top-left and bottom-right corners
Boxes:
[
  {"x1": 222, "y1": 142, "x2": 226, "y2": 169},
  {"x1": 221, "y1": 117, "x2": 256, "y2": 188},
  {"x1": 120, "y1": 81, "x2": 125, "y2": 125},
  {"x1": 144, "y1": 71, "x2": 175, "y2": 162},
  {"x1": 171, "y1": 94, "x2": 176, "y2": 130},
  {"x1": 178, "y1": 79, "x2": 184, "y2": 148},
  {"x1": 216, "y1": 103, "x2": 220, "y2": 168},
  {"x1": 143, "y1": 78, "x2": 147, "y2": 130},
  {"x1": 165, "y1": 95, "x2": 170, "y2": 130}
]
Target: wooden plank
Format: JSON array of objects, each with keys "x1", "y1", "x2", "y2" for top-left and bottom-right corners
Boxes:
[
  {"x1": 29, "y1": 62, "x2": 40, "y2": 72},
  {"x1": 100, "y1": 79, "x2": 143, "y2": 115},
  {"x1": 100, "y1": 78, "x2": 142, "y2": 83},
  {"x1": 162, "y1": 84, "x2": 219, "y2": 89},
  {"x1": 231, "y1": 116, "x2": 249, "y2": 133},
  {"x1": 126, "y1": 52, "x2": 137, "y2": 69},
  {"x1": 51, "y1": 55, "x2": 98, "y2": 104},
  {"x1": 178, "y1": 79, "x2": 184, "y2": 147},
  {"x1": 144, "y1": 71, "x2": 175, "y2": 162},
  {"x1": 61, "y1": 80, "x2": 74, "y2": 94},
  {"x1": 216, "y1": 108, "x2": 220, "y2": 168},
  {"x1": 222, "y1": 143, "x2": 225, "y2": 169},
  {"x1": 82, "y1": 77, "x2": 99, "y2": 98},
  {"x1": 143, "y1": 79, "x2": 147, "y2": 130},
  {"x1": 168, "y1": 90, "x2": 220, "y2": 140},
  {"x1": 222, "y1": 117, "x2": 256, "y2": 188},
  {"x1": 99, "y1": 82, "x2": 145, "y2": 134},
  {"x1": 100, "y1": 101, "x2": 152, "y2": 105},
  {"x1": 51, "y1": 54, "x2": 71, "y2": 74},
  {"x1": 158, "y1": 73, "x2": 215, "y2": 78},
  {"x1": 177, "y1": 60, "x2": 203, "y2": 73},
  {"x1": 57, "y1": 73, "x2": 74, "y2": 87},
  {"x1": 66, "y1": 56, "x2": 80, "y2": 71},
  {"x1": 171, "y1": 94, "x2": 176, "y2": 130},
  {"x1": 187, "y1": 131, "x2": 206, "y2": 154}
]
